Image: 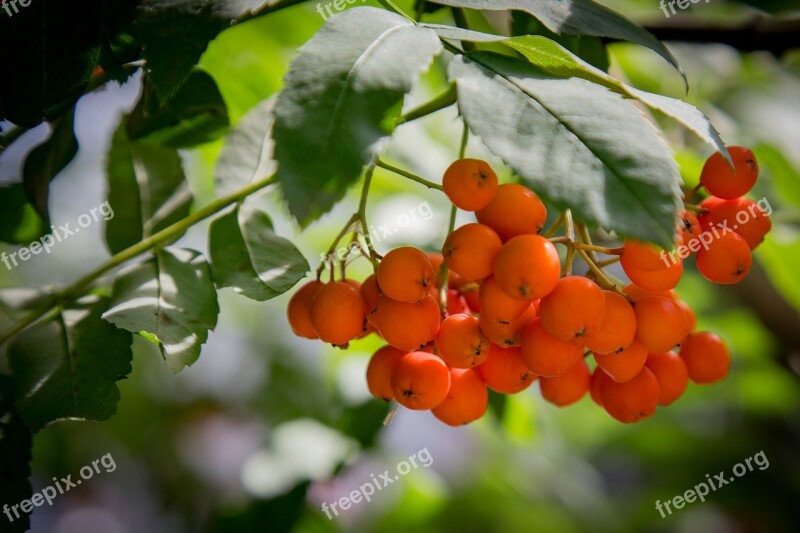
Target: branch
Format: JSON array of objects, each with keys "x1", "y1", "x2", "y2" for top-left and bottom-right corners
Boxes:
[{"x1": 639, "y1": 15, "x2": 800, "y2": 56}]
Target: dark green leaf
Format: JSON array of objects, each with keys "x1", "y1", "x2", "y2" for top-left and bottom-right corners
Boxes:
[
  {"x1": 0, "y1": 0, "x2": 103, "y2": 127},
  {"x1": 105, "y1": 118, "x2": 192, "y2": 254},
  {"x1": 102, "y1": 247, "x2": 219, "y2": 373},
  {"x1": 128, "y1": 69, "x2": 230, "y2": 148},
  {"x1": 209, "y1": 206, "x2": 309, "y2": 301},
  {"x1": 21, "y1": 108, "x2": 79, "y2": 224},
  {"x1": 216, "y1": 99, "x2": 276, "y2": 196},
  {"x1": 0, "y1": 184, "x2": 49, "y2": 245},
  {"x1": 426, "y1": 0, "x2": 684, "y2": 82},
  {"x1": 273, "y1": 7, "x2": 442, "y2": 225},
  {"x1": 0, "y1": 377, "x2": 33, "y2": 533},
  {"x1": 450, "y1": 53, "x2": 682, "y2": 247},
  {"x1": 8, "y1": 296, "x2": 133, "y2": 432}
]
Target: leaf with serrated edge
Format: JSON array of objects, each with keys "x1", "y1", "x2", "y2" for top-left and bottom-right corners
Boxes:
[
  {"x1": 8, "y1": 296, "x2": 133, "y2": 432},
  {"x1": 425, "y1": 0, "x2": 684, "y2": 82},
  {"x1": 102, "y1": 248, "x2": 219, "y2": 373},
  {"x1": 273, "y1": 7, "x2": 442, "y2": 225},
  {"x1": 450, "y1": 53, "x2": 682, "y2": 247}
]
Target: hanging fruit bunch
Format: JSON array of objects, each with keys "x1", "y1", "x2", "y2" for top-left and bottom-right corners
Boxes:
[{"x1": 287, "y1": 146, "x2": 770, "y2": 426}]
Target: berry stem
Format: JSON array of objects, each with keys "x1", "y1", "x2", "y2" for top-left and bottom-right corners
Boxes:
[
  {"x1": 543, "y1": 213, "x2": 565, "y2": 238},
  {"x1": 683, "y1": 202, "x2": 709, "y2": 214},
  {"x1": 563, "y1": 210, "x2": 576, "y2": 276},
  {"x1": 458, "y1": 121, "x2": 469, "y2": 159},
  {"x1": 595, "y1": 256, "x2": 621, "y2": 268},
  {"x1": 573, "y1": 242, "x2": 623, "y2": 255},
  {"x1": 399, "y1": 84, "x2": 457, "y2": 125},
  {"x1": 376, "y1": 160, "x2": 443, "y2": 191},
  {"x1": 316, "y1": 213, "x2": 359, "y2": 279},
  {"x1": 683, "y1": 183, "x2": 702, "y2": 201},
  {"x1": 576, "y1": 250, "x2": 618, "y2": 291}
]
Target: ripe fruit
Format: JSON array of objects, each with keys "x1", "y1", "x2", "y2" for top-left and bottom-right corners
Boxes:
[
  {"x1": 366, "y1": 346, "x2": 406, "y2": 401},
  {"x1": 435, "y1": 314, "x2": 490, "y2": 368},
  {"x1": 479, "y1": 303, "x2": 536, "y2": 347},
  {"x1": 695, "y1": 231, "x2": 752, "y2": 284},
  {"x1": 620, "y1": 240, "x2": 683, "y2": 292},
  {"x1": 680, "y1": 332, "x2": 730, "y2": 384},
  {"x1": 539, "y1": 276, "x2": 606, "y2": 344},
  {"x1": 645, "y1": 352, "x2": 689, "y2": 406},
  {"x1": 377, "y1": 247, "x2": 434, "y2": 303},
  {"x1": 309, "y1": 281, "x2": 366, "y2": 346},
  {"x1": 678, "y1": 210, "x2": 701, "y2": 246},
  {"x1": 700, "y1": 146, "x2": 759, "y2": 199},
  {"x1": 493, "y1": 235, "x2": 560, "y2": 300},
  {"x1": 621, "y1": 240, "x2": 671, "y2": 272},
  {"x1": 442, "y1": 159, "x2": 499, "y2": 211},
  {"x1": 589, "y1": 368, "x2": 605, "y2": 407},
  {"x1": 705, "y1": 197, "x2": 771, "y2": 250},
  {"x1": 287, "y1": 280, "x2": 323, "y2": 339},
  {"x1": 584, "y1": 291, "x2": 637, "y2": 354},
  {"x1": 479, "y1": 276, "x2": 530, "y2": 322},
  {"x1": 599, "y1": 367, "x2": 660, "y2": 423},
  {"x1": 623, "y1": 283, "x2": 676, "y2": 303},
  {"x1": 390, "y1": 352, "x2": 451, "y2": 410},
  {"x1": 373, "y1": 294, "x2": 440, "y2": 351},
  {"x1": 476, "y1": 183, "x2": 547, "y2": 240},
  {"x1": 593, "y1": 340, "x2": 648, "y2": 383},
  {"x1": 446, "y1": 289, "x2": 471, "y2": 315},
  {"x1": 432, "y1": 368, "x2": 488, "y2": 426},
  {"x1": 634, "y1": 296, "x2": 690, "y2": 353},
  {"x1": 520, "y1": 318, "x2": 584, "y2": 378},
  {"x1": 539, "y1": 359, "x2": 591, "y2": 407},
  {"x1": 476, "y1": 344, "x2": 536, "y2": 394},
  {"x1": 624, "y1": 261, "x2": 684, "y2": 292},
  {"x1": 442, "y1": 223, "x2": 502, "y2": 281}
]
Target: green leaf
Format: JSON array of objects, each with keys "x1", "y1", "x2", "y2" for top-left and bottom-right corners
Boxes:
[
  {"x1": 502, "y1": 36, "x2": 730, "y2": 163},
  {"x1": 272, "y1": 7, "x2": 442, "y2": 225},
  {"x1": 21, "y1": 107, "x2": 79, "y2": 224},
  {"x1": 8, "y1": 296, "x2": 133, "y2": 432},
  {"x1": 105, "y1": 118, "x2": 192, "y2": 254},
  {"x1": 425, "y1": 0, "x2": 684, "y2": 82},
  {"x1": 127, "y1": 69, "x2": 230, "y2": 148},
  {"x1": 215, "y1": 98, "x2": 276, "y2": 197},
  {"x1": 0, "y1": 184, "x2": 49, "y2": 245},
  {"x1": 0, "y1": 0, "x2": 102, "y2": 127},
  {"x1": 0, "y1": 377, "x2": 33, "y2": 533},
  {"x1": 102, "y1": 247, "x2": 219, "y2": 373},
  {"x1": 209, "y1": 205, "x2": 309, "y2": 301},
  {"x1": 449, "y1": 53, "x2": 682, "y2": 247}
]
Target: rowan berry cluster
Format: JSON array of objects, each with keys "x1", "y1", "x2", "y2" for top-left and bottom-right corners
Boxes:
[{"x1": 286, "y1": 148, "x2": 769, "y2": 426}]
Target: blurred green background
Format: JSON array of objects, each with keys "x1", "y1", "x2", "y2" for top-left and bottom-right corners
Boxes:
[{"x1": 1, "y1": 0, "x2": 799, "y2": 531}]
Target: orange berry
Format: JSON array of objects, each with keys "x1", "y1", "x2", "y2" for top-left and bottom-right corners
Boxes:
[
  {"x1": 599, "y1": 367, "x2": 660, "y2": 423},
  {"x1": 390, "y1": 351, "x2": 451, "y2": 410},
  {"x1": 461, "y1": 284, "x2": 481, "y2": 313},
  {"x1": 366, "y1": 346, "x2": 406, "y2": 401},
  {"x1": 589, "y1": 367, "x2": 606, "y2": 407},
  {"x1": 479, "y1": 276, "x2": 530, "y2": 322},
  {"x1": 493, "y1": 235, "x2": 560, "y2": 300},
  {"x1": 539, "y1": 359, "x2": 591, "y2": 407},
  {"x1": 377, "y1": 247, "x2": 434, "y2": 303},
  {"x1": 593, "y1": 340, "x2": 648, "y2": 383},
  {"x1": 520, "y1": 318, "x2": 584, "y2": 378},
  {"x1": 476, "y1": 183, "x2": 547, "y2": 241},
  {"x1": 446, "y1": 289, "x2": 471, "y2": 315},
  {"x1": 624, "y1": 260, "x2": 684, "y2": 292},
  {"x1": 705, "y1": 197, "x2": 771, "y2": 250},
  {"x1": 645, "y1": 351, "x2": 688, "y2": 406},
  {"x1": 360, "y1": 274, "x2": 382, "y2": 324},
  {"x1": 678, "y1": 210, "x2": 702, "y2": 247},
  {"x1": 287, "y1": 280, "x2": 323, "y2": 339},
  {"x1": 621, "y1": 240, "x2": 671, "y2": 271},
  {"x1": 695, "y1": 231, "x2": 752, "y2": 284},
  {"x1": 432, "y1": 368, "x2": 488, "y2": 426},
  {"x1": 634, "y1": 296, "x2": 690, "y2": 353},
  {"x1": 435, "y1": 314, "x2": 490, "y2": 368},
  {"x1": 539, "y1": 276, "x2": 605, "y2": 344},
  {"x1": 442, "y1": 159, "x2": 499, "y2": 211},
  {"x1": 479, "y1": 303, "x2": 537, "y2": 348},
  {"x1": 373, "y1": 294, "x2": 440, "y2": 351},
  {"x1": 584, "y1": 290, "x2": 636, "y2": 354},
  {"x1": 700, "y1": 146, "x2": 759, "y2": 199},
  {"x1": 309, "y1": 281, "x2": 367, "y2": 346},
  {"x1": 623, "y1": 284, "x2": 675, "y2": 303},
  {"x1": 476, "y1": 344, "x2": 536, "y2": 394},
  {"x1": 680, "y1": 332, "x2": 730, "y2": 384},
  {"x1": 442, "y1": 223, "x2": 502, "y2": 281}
]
